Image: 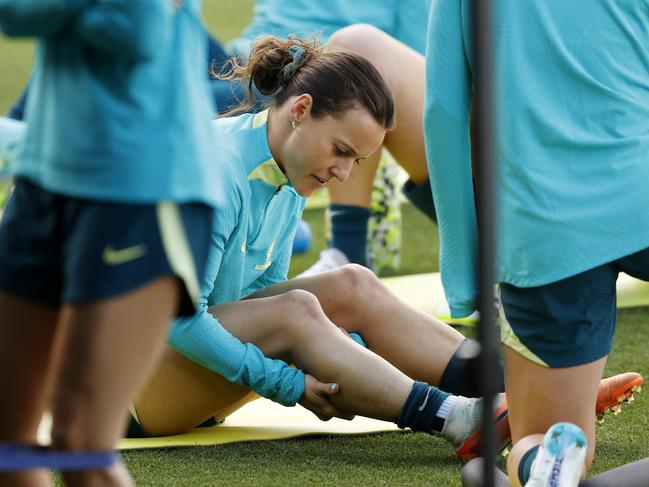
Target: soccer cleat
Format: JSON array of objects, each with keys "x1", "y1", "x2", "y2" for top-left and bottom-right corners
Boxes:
[
  {"x1": 442, "y1": 393, "x2": 511, "y2": 460},
  {"x1": 296, "y1": 247, "x2": 350, "y2": 278},
  {"x1": 447, "y1": 373, "x2": 642, "y2": 461},
  {"x1": 595, "y1": 372, "x2": 643, "y2": 421},
  {"x1": 524, "y1": 422, "x2": 587, "y2": 487}
]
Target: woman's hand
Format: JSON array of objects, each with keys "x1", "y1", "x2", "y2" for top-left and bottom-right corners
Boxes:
[{"x1": 299, "y1": 374, "x2": 355, "y2": 422}]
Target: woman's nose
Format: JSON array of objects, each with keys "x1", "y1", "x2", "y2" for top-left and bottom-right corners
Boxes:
[{"x1": 331, "y1": 159, "x2": 354, "y2": 183}]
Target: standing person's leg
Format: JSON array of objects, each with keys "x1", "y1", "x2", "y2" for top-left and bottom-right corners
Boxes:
[
  {"x1": 0, "y1": 293, "x2": 59, "y2": 487},
  {"x1": 0, "y1": 179, "x2": 66, "y2": 486},
  {"x1": 304, "y1": 25, "x2": 431, "y2": 274},
  {"x1": 499, "y1": 262, "x2": 623, "y2": 486},
  {"x1": 50, "y1": 276, "x2": 179, "y2": 486},
  {"x1": 47, "y1": 196, "x2": 211, "y2": 485},
  {"x1": 505, "y1": 350, "x2": 604, "y2": 487},
  {"x1": 327, "y1": 25, "x2": 429, "y2": 192}
]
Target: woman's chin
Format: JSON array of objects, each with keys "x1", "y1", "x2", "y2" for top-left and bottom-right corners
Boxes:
[{"x1": 297, "y1": 186, "x2": 315, "y2": 197}]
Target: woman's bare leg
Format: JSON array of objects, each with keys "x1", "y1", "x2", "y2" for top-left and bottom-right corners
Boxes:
[
  {"x1": 49, "y1": 276, "x2": 179, "y2": 487},
  {"x1": 504, "y1": 347, "x2": 605, "y2": 486},
  {"x1": 248, "y1": 265, "x2": 464, "y2": 385},
  {"x1": 134, "y1": 346, "x2": 257, "y2": 436},
  {"x1": 137, "y1": 290, "x2": 416, "y2": 434},
  {"x1": 0, "y1": 292, "x2": 59, "y2": 487},
  {"x1": 326, "y1": 23, "x2": 428, "y2": 207}
]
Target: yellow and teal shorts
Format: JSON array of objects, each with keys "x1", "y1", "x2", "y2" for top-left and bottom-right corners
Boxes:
[{"x1": 499, "y1": 247, "x2": 649, "y2": 368}]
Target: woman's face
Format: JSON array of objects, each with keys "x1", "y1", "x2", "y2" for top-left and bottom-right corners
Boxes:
[{"x1": 278, "y1": 97, "x2": 386, "y2": 197}]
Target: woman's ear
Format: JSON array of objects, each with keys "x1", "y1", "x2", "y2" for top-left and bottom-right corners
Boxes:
[{"x1": 289, "y1": 94, "x2": 313, "y2": 125}]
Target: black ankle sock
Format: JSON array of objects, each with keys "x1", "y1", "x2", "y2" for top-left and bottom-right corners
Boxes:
[{"x1": 439, "y1": 339, "x2": 505, "y2": 397}]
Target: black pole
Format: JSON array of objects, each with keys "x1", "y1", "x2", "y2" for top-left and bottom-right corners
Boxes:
[{"x1": 473, "y1": 1, "x2": 498, "y2": 487}]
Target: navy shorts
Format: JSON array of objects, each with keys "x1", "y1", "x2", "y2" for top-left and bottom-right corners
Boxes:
[
  {"x1": 499, "y1": 246, "x2": 649, "y2": 367},
  {"x1": 0, "y1": 178, "x2": 213, "y2": 316}
]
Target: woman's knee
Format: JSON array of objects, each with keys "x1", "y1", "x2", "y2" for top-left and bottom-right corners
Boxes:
[
  {"x1": 327, "y1": 264, "x2": 383, "y2": 317},
  {"x1": 327, "y1": 24, "x2": 390, "y2": 68},
  {"x1": 277, "y1": 289, "x2": 336, "y2": 341},
  {"x1": 50, "y1": 394, "x2": 102, "y2": 451},
  {"x1": 337, "y1": 264, "x2": 382, "y2": 297}
]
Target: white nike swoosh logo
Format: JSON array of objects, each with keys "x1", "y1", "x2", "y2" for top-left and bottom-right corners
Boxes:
[
  {"x1": 418, "y1": 387, "x2": 432, "y2": 411},
  {"x1": 328, "y1": 210, "x2": 345, "y2": 219}
]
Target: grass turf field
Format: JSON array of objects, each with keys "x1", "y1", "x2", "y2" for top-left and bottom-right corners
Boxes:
[{"x1": 1, "y1": 2, "x2": 647, "y2": 485}]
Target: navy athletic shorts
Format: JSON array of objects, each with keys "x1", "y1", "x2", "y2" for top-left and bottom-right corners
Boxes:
[
  {"x1": 499, "y1": 246, "x2": 649, "y2": 367},
  {"x1": 0, "y1": 178, "x2": 213, "y2": 316}
]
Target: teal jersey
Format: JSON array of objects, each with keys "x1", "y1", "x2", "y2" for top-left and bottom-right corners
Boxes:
[
  {"x1": 425, "y1": 0, "x2": 649, "y2": 317},
  {"x1": 0, "y1": 0, "x2": 222, "y2": 206},
  {"x1": 228, "y1": 0, "x2": 431, "y2": 57},
  {"x1": 168, "y1": 111, "x2": 307, "y2": 406}
]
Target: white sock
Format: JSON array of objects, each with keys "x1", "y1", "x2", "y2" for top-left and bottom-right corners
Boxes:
[{"x1": 436, "y1": 395, "x2": 458, "y2": 419}]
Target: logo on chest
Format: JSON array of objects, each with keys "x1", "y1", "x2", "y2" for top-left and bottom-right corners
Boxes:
[{"x1": 254, "y1": 240, "x2": 276, "y2": 271}]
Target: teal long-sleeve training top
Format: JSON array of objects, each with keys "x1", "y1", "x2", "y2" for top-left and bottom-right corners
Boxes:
[
  {"x1": 0, "y1": 0, "x2": 222, "y2": 206},
  {"x1": 227, "y1": 0, "x2": 431, "y2": 57},
  {"x1": 167, "y1": 110, "x2": 308, "y2": 406},
  {"x1": 424, "y1": 0, "x2": 649, "y2": 318}
]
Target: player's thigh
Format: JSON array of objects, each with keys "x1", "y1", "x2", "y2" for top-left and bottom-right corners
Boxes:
[
  {"x1": 504, "y1": 347, "x2": 605, "y2": 447},
  {"x1": 0, "y1": 179, "x2": 63, "y2": 440},
  {"x1": 213, "y1": 291, "x2": 329, "y2": 360},
  {"x1": 328, "y1": 24, "x2": 426, "y2": 181},
  {"x1": 0, "y1": 292, "x2": 59, "y2": 441},
  {"x1": 135, "y1": 346, "x2": 257, "y2": 436},
  {"x1": 499, "y1": 264, "x2": 620, "y2": 464},
  {"x1": 50, "y1": 275, "x2": 179, "y2": 450}
]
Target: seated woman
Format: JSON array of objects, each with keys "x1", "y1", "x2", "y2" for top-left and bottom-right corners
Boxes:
[{"x1": 106, "y1": 35, "x2": 639, "y2": 458}]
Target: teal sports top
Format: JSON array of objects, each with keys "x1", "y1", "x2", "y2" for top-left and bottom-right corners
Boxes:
[
  {"x1": 168, "y1": 111, "x2": 307, "y2": 406},
  {"x1": 424, "y1": 0, "x2": 649, "y2": 317},
  {"x1": 0, "y1": 0, "x2": 222, "y2": 206},
  {"x1": 228, "y1": 0, "x2": 431, "y2": 57}
]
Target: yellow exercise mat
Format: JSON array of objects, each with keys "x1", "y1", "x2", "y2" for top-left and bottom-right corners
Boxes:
[
  {"x1": 37, "y1": 399, "x2": 399, "y2": 450},
  {"x1": 381, "y1": 272, "x2": 464, "y2": 325},
  {"x1": 381, "y1": 272, "x2": 649, "y2": 326}
]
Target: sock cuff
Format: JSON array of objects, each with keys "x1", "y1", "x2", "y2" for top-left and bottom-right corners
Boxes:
[
  {"x1": 396, "y1": 381, "x2": 429, "y2": 428},
  {"x1": 329, "y1": 204, "x2": 371, "y2": 266},
  {"x1": 401, "y1": 179, "x2": 437, "y2": 222},
  {"x1": 436, "y1": 395, "x2": 458, "y2": 420},
  {"x1": 518, "y1": 444, "x2": 540, "y2": 485},
  {"x1": 396, "y1": 381, "x2": 450, "y2": 433},
  {"x1": 329, "y1": 204, "x2": 371, "y2": 216}
]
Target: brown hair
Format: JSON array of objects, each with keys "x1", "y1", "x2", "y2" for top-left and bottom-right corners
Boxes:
[{"x1": 218, "y1": 35, "x2": 395, "y2": 129}]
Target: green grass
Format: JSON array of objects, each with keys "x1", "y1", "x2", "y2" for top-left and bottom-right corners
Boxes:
[{"x1": 2, "y1": 4, "x2": 648, "y2": 486}]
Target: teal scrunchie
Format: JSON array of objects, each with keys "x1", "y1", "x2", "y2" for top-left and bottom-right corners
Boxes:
[{"x1": 280, "y1": 45, "x2": 307, "y2": 81}]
